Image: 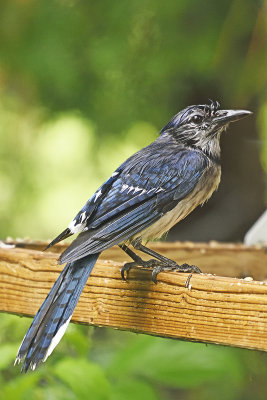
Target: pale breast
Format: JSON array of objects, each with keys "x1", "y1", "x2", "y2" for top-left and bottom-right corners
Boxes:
[{"x1": 133, "y1": 164, "x2": 221, "y2": 242}]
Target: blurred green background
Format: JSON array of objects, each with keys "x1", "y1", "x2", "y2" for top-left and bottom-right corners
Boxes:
[{"x1": 0, "y1": 0, "x2": 267, "y2": 399}]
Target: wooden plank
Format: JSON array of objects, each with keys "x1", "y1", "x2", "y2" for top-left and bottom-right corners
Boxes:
[
  {"x1": 7, "y1": 238, "x2": 267, "y2": 280},
  {"x1": 0, "y1": 242, "x2": 267, "y2": 351}
]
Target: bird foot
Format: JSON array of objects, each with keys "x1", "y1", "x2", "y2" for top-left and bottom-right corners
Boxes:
[
  {"x1": 151, "y1": 263, "x2": 202, "y2": 287},
  {"x1": 121, "y1": 258, "x2": 159, "y2": 281},
  {"x1": 121, "y1": 259, "x2": 202, "y2": 286}
]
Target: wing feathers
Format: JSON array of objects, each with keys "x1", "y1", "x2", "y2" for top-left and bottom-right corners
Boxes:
[
  {"x1": 57, "y1": 145, "x2": 208, "y2": 264},
  {"x1": 59, "y1": 200, "x2": 159, "y2": 263}
]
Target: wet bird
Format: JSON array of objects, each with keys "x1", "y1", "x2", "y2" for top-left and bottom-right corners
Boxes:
[{"x1": 15, "y1": 101, "x2": 251, "y2": 371}]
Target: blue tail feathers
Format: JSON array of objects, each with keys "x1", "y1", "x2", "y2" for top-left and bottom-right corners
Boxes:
[{"x1": 15, "y1": 253, "x2": 100, "y2": 372}]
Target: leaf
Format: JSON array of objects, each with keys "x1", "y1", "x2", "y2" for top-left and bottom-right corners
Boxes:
[
  {"x1": 109, "y1": 378, "x2": 159, "y2": 400},
  {"x1": 64, "y1": 324, "x2": 92, "y2": 357},
  {"x1": 108, "y1": 335, "x2": 244, "y2": 388},
  {"x1": 0, "y1": 343, "x2": 20, "y2": 370},
  {"x1": 0, "y1": 374, "x2": 40, "y2": 400},
  {"x1": 53, "y1": 358, "x2": 110, "y2": 400}
]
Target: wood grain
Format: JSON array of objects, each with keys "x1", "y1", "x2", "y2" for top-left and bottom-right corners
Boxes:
[{"x1": 1, "y1": 241, "x2": 267, "y2": 351}]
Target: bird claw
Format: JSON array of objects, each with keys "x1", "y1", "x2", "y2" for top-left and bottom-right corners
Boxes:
[
  {"x1": 121, "y1": 262, "x2": 138, "y2": 281},
  {"x1": 151, "y1": 262, "x2": 202, "y2": 286},
  {"x1": 121, "y1": 259, "x2": 159, "y2": 281},
  {"x1": 121, "y1": 258, "x2": 202, "y2": 287}
]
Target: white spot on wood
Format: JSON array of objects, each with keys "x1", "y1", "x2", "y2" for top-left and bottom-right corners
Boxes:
[{"x1": 0, "y1": 241, "x2": 15, "y2": 249}]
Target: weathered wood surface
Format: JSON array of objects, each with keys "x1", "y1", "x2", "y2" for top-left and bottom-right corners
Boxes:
[{"x1": 0, "y1": 240, "x2": 267, "y2": 351}]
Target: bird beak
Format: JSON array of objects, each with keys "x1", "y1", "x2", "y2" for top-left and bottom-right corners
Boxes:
[{"x1": 213, "y1": 109, "x2": 252, "y2": 125}]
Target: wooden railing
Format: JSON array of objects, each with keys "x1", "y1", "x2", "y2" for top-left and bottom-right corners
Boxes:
[{"x1": 0, "y1": 240, "x2": 266, "y2": 351}]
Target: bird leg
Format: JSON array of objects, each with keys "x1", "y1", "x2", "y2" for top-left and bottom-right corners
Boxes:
[
  {"x1": 119, "y1": 243, "x2": 161, "y2": 280},
  {"x1": 119, "y1": 240, "x2": 202, "y2": 287}
]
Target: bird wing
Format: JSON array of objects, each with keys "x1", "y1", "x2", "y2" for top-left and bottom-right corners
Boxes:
[{"x1": 59, "y1": 147, "x2": 208, "y2": 264}]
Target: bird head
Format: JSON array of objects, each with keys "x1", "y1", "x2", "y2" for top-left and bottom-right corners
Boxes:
[{"x1": 160, "y1": 101, "x2": 252, "y2": 161}]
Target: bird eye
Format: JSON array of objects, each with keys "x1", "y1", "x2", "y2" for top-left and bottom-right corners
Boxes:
[{"x1": 191, "y1": 115, "x2": 202, "y2": 123}]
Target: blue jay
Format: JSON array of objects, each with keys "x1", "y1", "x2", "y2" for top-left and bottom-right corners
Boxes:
[{"x1": 15, "y1": 101, "x2": 251, "y2": 371}]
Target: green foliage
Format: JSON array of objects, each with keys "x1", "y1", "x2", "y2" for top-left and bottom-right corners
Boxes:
[
  {"x1": 108, "y1": 335, "x2": 243, "y2": 388},
  {"x1": 1, "y1": 315, "x2": 267, "y2": 400},
  {"x1": 0, "y1": 0, "x2": 265, "y2": 134},
  {"x1": 1, "y1": 373, "x2": 41, "y2": 400},
  {"x1": 0, "y1": 0, "x2": 266, "y2": 240},
  {"x1": 259, "y1": 103, "x2": 267, "y2": 177},
  {"x1": 0, "y1": 343, "x2": 20, "y2": 371},
  {"x1": 109, "y1": 379, "x2": 158, "y2": 400},
  {"x1": 53, "y1": 358, "x2": 110, "y2": 399}
]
